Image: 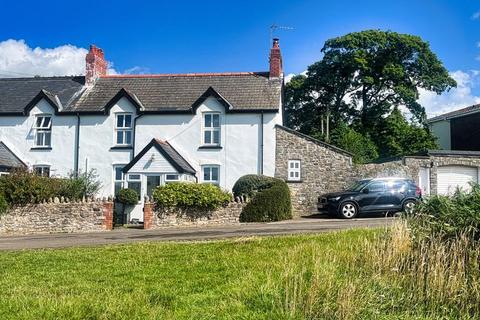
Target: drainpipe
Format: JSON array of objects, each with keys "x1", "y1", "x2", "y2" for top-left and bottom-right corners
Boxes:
[
  {"x1": 132, "y1": 114, "x2": 144, "y2": 160},
  {"x1": 74, "y1": 113, "x2": 81, "y2": 177},
  {"x1": 260, "y1": 111, "x2": 264, "y2": 175}
]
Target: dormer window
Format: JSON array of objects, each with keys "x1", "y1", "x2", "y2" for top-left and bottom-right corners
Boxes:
[
  {"x1": 34, "y1": 114, "x2": 52, "y2": 147},
  {"x1": 115, "y1": 113, "x2": 133, "y2": 146},
  {"x1": 203, "y1": 112, "x2": 220, "y2": 146}
]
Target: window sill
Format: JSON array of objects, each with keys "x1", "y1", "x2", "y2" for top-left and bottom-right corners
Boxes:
[
  {"x1": 110, "y1": 146, "x2": 133, "y2": 150},
  {"x1": 198, "y1": 145, "x2": 223, "y2": 150},
  {"x1": 31, "y1": 147, "x2": 52, "y2": 151},
  {"x1": 286, "y1": 180, "x2": 303, "y2": 183}
]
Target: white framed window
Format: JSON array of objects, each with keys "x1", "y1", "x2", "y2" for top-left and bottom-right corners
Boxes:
[
  {"x1": 33, "y1": 165, "x2": 50, "y2": 177},
  {"x1": 126, "y1": 174, "x2": 141, "y2": 201},
  {"x1": 202, "y1": 165, "x2": 220, "y2": 185},
  {"x1": 115, "y1": 113, "x2": 133, "y2": 146},
  {"x1": 113, "y1": 165, "x2": 126, "y2": 196},
  {"x1": 34, "y1": 114, "x2": 52, "y2": 147},
  {"x1": 202, "y1": 112, "x2": 220, "y2": 145},
  {"x1": 165, "y1": 174, "x2": 179, "y2": 183},
  {"x1": 288, "y1": 160, "x2": 301, "y2": 181}
]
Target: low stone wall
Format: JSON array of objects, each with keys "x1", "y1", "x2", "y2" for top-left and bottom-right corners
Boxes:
[
  {"x1": 0, "y1": 198, "x2": 114, "y2": 235},
  {"x1": 143, "y1": 200, "x2": 247, "y2": 229}
]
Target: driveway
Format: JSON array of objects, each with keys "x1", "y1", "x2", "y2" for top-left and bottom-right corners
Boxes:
[{"x1": 0, "y1": 216, "x2": 394, "y2": 250}]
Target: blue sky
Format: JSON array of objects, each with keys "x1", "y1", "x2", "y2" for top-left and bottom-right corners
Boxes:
[{"x1": 0, "y1": 0, "x2": 479, "y2": 115}]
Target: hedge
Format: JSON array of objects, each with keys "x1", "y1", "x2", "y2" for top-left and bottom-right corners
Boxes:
[
  {"x1": 232, "y1": 174, "x2": 276, "y2": 198},
  {"x1": 0, "y1": 169, "x2": 101, "y2": 206},
  {"x1": 153, "y1": 182, "x2": 231, "y2": 211},
  {"x1": 240, "y1": 179, "x2": 292, "y2": 222},
  {"x1": 0, "y1": 193, "x2": 8, "y2": 215}
]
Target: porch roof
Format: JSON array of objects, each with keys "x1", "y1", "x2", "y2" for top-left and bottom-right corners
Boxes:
[{"x1": 123, "y1": 139, "x2": 196, "y2": 175}]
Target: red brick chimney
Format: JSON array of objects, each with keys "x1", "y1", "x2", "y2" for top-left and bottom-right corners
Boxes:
[
  {"x1": 85, "y1": 45, "x2": 107, "y2": 85},
  {"x1": 269, "y1": 38, "x2": 283, "y2": 79}
]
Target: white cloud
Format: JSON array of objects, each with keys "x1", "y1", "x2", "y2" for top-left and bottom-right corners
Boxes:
[
  {"x1": 284, "y1": 71, "x2": 307, "y2": 83},
  {"x1": 124, "y1": 66, "x2": 150, "y2": 75},
  {"x1": 419, "y1": 70, "x2": 480, "y2": 117},
  {"x1": 0, "y1": 39, "x2": 117, "y2": 77},
  {"x1": 472, "y1": 11, "x2": 480, "y2": 20}
]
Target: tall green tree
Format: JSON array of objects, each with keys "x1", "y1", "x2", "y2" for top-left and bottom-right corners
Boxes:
[
  {"x1": 285, "y1": 29, "x2": 456, "y2": 161},
  {"x1": 375, "y1": 107, "x2": 438, "y2": 158}
]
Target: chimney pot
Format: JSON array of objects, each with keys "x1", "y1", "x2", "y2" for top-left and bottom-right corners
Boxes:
[
  {"x1": 85, "y1": 45, "x2": 107, "y2": 85},
  {"x1": 269, "y1": 38, "x2": 283, "y2": 79}
]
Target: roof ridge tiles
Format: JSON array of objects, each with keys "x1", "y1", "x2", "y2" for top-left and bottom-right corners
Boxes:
[{"x1": 100, "y1": 72, "x2": 269, "y2": 78}]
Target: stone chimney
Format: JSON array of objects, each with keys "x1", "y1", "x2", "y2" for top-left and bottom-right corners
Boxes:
[
  {"x1": 85, "y1": 45, "x2": 107, "y2": 85},
  {"x1": 269, "y1": 38, "x2": 283, "y2": 79}
]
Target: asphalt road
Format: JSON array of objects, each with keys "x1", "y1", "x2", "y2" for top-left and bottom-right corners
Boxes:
[{"x1": 0, "y1": 216, "x2": 394, "y2": 250}]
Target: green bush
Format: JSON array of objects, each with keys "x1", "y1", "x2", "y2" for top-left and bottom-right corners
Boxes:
[
  {"x1": 153, "y1": 182, "x2": 231, "y2": 211},
  {"x1": 0, "y1": 193, "x2": 8, "y2": 215},
  {"x1": 408, "y1": 184, "x2": 480, "y2": 240},
  {"x1": 232, "y1": 174, "x2": 277, "y2": 198},
  {"x1": 0, "y1": 169, "x2": 102, "y2": 206},
  {"x1": 62, "y1": 169, "x2": 102, "y2": 199},
  {"x1": 240, "y1": 180, "x2": 292, "y2": 222},
  {"x1": 117, "y1": 188, "x2": 139, "y2": 206}
]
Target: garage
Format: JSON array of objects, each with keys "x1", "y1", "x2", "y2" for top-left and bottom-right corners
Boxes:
[{"x1": 437, "y1": 165, "x2": 478, "y2": 195}]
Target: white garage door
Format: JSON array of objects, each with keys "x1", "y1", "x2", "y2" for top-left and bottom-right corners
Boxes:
[{"x1": 437, "y1": 166, "x2": 478, "y2": 195}]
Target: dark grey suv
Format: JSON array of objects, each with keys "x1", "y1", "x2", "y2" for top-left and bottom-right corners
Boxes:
[{"x1": 317, "y1": 178, "x2": 421, "y2": 219}]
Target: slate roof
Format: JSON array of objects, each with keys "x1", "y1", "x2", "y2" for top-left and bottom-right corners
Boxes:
[
  {"x1": 123, "y1": 139, "x2": 196, "y2": 175},
  {"x1": 0, "y1": 76, "x2": 85, "y2": 114},
  {"x1": 427, "y1": 103, "x2": 480, "y2": 123},
  {"x1": 0, "y1": 73, "x2": 282, "y2": 114},
  {"x1": 0, "y1": 142, "x2": 26, "y2": 169}
]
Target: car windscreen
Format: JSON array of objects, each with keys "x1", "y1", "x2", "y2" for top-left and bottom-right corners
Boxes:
[{"x1": 346, "y1": 180, "x2": 370, "y2": 192}]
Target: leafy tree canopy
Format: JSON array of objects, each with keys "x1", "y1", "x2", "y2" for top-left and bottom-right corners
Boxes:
[{"x1": 285, "y1": 30, "x2": 456, "y2": 162}]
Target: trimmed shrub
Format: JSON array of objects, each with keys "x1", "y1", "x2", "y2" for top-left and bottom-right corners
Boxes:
[
  {"x1": 408, "y1": 183, "x2": 480, "y2": 240},
  {"x1": 117, "y1": 188, "x2": 139, "y2": 206},
  {"x1": 240, "y1": 180, "x2": 292, "y2": 222},
  {"x1": 153, "y1": 182, "x2": 231, "y2": 211},
  {"x1": 232, "y1": 174, "x2": 276, "y2": 198},
  {"x1": 0, "y1": 193, "x2": 8, "y2": 215}
]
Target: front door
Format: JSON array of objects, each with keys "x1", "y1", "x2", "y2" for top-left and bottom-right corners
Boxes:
[{"x1": 146, "y1": 175, "x2": 161, "y2": 199}]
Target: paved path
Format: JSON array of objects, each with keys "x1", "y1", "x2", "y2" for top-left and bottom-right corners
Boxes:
[{"x1": 0, "y1": 216, "x2": 394, "y2": 250}]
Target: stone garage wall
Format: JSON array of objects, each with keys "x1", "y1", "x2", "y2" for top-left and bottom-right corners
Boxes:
[
  {"x1": 355, "y1": 155, "x2": 480, "y2": 196},
  {"x1": 143, "y1": 199, "x2": 247, "y2": 229},
  {"x1": 0, "y1": 198, "x2": 114, "y2": 235},
  {"x1": 275, "y1": 125, "x2": 354, "y2": 216}
]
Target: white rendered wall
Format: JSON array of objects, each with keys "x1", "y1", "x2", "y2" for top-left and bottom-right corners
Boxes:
[
  {"x1": 0, "y1": 99, "x2": 77, "y2": 177},
  {"x1": 135, "y1": 97, "x2": 282, "y2": 191},
  {"x1": 0, "y1": 95, "x2": 282, "y2": 198},
  {"x1": 77, "y1": 98, "x2": 135, "y2": 197}
]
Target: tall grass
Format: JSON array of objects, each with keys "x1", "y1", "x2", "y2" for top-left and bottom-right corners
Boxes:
[{"x1": 271, "y1": 219, "x2": 480, "y2": 319}]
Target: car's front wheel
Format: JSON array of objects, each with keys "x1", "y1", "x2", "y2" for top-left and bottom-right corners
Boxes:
[
  {"x1": 402, "y1": 200, "x2": 417, "y2": 215},
  {"x1": 339, "y1": 202, "x2": 358, "y2": 219}
]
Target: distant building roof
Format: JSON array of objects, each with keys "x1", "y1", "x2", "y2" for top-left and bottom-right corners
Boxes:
[
  {"x1": 0, "y1": 142, "x2": 26, "y2": 169},
  {"x1": 427, "y1": 104, "x2": 480, "y2": 123}
]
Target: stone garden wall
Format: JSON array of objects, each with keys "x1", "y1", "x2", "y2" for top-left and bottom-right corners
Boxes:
[
  {"x1": 0, "y1": 197, "x2": 114, "y2": 235},
  {"x1": 143, "y1": 198, "x2": 247, "y2": 229}
]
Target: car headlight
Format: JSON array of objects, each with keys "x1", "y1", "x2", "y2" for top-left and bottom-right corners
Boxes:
[{"x1": 329, "y1": 196, "x2": 341, "y2": 201}]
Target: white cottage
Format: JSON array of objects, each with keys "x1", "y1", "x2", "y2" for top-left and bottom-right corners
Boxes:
[{"x1": 0, "y1": 39, "x2": 285, "y2": 221}]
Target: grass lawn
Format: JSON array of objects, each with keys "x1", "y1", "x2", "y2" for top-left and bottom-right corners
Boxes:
[{"x1": 0, "y1": 228, "x2": 476, "y2": 319}]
